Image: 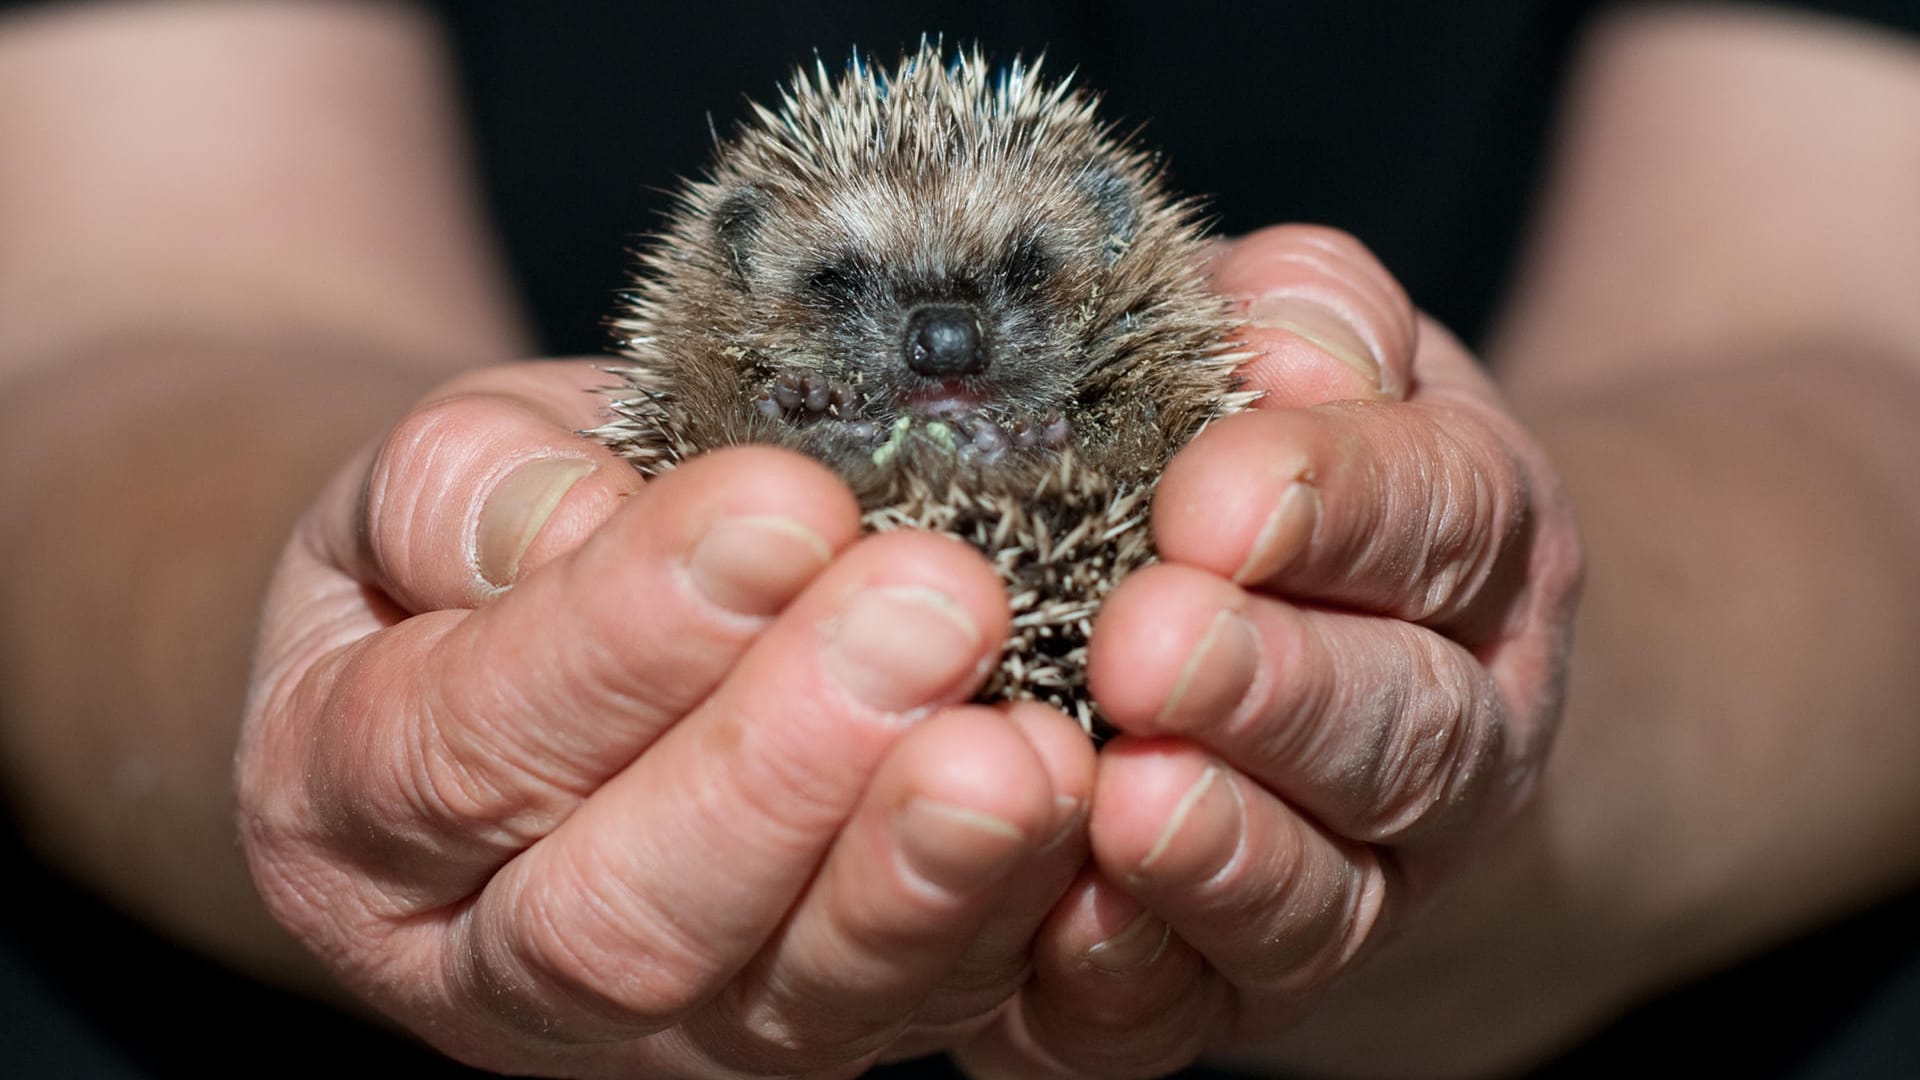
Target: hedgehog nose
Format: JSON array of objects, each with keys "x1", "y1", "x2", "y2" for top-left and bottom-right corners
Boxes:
[{"x1": 903, "y1": 304, "x2": 987, "y2": 377}]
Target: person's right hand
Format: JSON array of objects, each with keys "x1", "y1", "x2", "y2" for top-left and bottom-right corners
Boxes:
[{"x1": 235, "y1": 360, "x2": 1096, "y2": 1077}]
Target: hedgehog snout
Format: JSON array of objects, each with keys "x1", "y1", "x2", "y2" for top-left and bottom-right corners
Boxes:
[{"x1": 903, "y1": 304, "x2": 987, "y2": 378}]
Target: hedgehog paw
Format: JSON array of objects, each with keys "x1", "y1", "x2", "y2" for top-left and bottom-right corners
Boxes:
[
  {"x1": 1008, "y1": 412, "x2": 1071, "y2": 451},
  {"x1": 754, "y1": 367, "x2": 860, "y2": 422},
  {"x1": 949, "y1": 411, "x2": 1071, "y2": 466}
]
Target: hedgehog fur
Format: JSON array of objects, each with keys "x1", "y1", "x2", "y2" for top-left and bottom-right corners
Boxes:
[{"x1": 589, "y1": 44, "x2": 1253, "y2": 733}]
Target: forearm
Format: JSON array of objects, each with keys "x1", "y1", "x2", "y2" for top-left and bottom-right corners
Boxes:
[
  {"x1": 1498, "y1": 4, "x2": 1920, "y2": 971},
  {"x1": 0, "y1": 2, "x2": 529, "y2": 984},
  {"x1": 1488, "y1": 11, "x2": 1920, "y2": 1064},
  {"x1": 0, "y1": 1, "x2": 528, "y2": 374},
  {"x1": 1489, "y1": 6, "x2": 1920, "y2": 404},
  {"x1": 1487, "y1": 7, "x2": 1920, "y2": 1064},
  {"x1": 1530, "y1": 346, "x2": 1920, "y2": 1008},
  {"x1": 0, "y1": 343, "x2": 451, "y2": 985}
]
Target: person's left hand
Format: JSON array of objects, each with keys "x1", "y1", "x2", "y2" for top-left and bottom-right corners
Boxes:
[{"x1": 954, "y1": 225, "x2": 1585, "y2": 1077}]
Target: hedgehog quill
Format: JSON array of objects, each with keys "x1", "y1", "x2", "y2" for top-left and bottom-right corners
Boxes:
[{"x1": 590, "y1": 45, "x2": 1255, "y2": 733}]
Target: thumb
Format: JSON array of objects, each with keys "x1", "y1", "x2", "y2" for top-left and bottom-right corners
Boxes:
[
  {"x1": 311, "y1": 359, "x2": 642, "y2": 614},
  {"x1": 1207, "y1": 224, "x2": 1418, "y2": 406}
]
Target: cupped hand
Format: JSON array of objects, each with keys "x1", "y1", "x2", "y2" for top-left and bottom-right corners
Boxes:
[
  {"x1": 235, "y1": 362, "x2": 1095, "y2": 1077},
  {"x1": 957, "y1": 226, "x2": 1585, "y2": 1078}
]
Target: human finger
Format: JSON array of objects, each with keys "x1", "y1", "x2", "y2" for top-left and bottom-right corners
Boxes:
[
  {"x1": 443, "y1": 529, "x2": 1010, "y2": 1044},
  {"x1": 1091, "y1": 563, "x2": 1508, "y2": 849},
  {"x1": 1087, "y1": 741, "x2": 1392, "y2": 997},
  {"x1": 950, "y1": 870, "x2": 1224, "y2": 1080},
  {"x1": 881, "y1": 703, "x2": 1097, "y2": 1062},
  {"x1": 674, "y1": 706, "x2": 1067, "y2": 1075},
  {"x1": 309, "y1": 359, "x2": 644, "y2": 614},
  {"x1": 1207, "y1": 224, "x2": 1418, "y2": 405},
  {"x1": 1155, "y1": 329, "x2": 1535, "y2": 639},
  {"x1": 244, "y1": 444, "x2": 864, "y2": 908}
]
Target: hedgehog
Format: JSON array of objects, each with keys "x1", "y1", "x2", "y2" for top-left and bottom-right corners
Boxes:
[{"x1": 589, "y1": 44, "x2": 1254, "y2": 733}]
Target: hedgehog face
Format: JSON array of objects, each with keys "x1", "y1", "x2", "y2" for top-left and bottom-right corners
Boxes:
[
  {"x1": 705, "y1": 160, "x2": 1144, "y2": 467},
  {"x1": 606, "y1": 49, "x2": 1242, "y2": 484},
  {"x1": 596, "y1": 47, "x2": 1249, "y2": 732}
]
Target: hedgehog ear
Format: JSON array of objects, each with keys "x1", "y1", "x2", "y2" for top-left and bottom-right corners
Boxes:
[
  {"x1": 1078, "y1": 165, "x2": 1139, "y2": 264},
  {"x1": 713, "y1": 185, "x2": 770, "y2": 285}
]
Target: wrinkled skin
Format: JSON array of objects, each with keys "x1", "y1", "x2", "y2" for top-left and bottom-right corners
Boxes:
[{"x1": 237, "y1": 223, "x2": 1582, "y2": 1077}]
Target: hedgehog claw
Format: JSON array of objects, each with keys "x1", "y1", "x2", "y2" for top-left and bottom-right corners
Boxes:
[
  {"x1": 763, "y1": 366, "x2": 861, "y2": 422},
  {"x1": 970, "y1": 421, "x2": 1010, "y2": 457},
  {"x1": 926, "y1": 408, "x2": 1076, "y2": 466},
  {"x1": 1042, "y1": 413, "x2": 1070, "y2": 448}
]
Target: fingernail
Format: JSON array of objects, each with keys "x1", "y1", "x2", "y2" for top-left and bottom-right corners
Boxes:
[
  {"x1": 475, "y1": 457, "x2": 593, "y2": 589},
  {"x1": 823, "y1": 585, "x2": 982, "y2": 714},
  {"x1": 1135, "y1": 765, "x2": 1244, "y2": 880},
  {"x1": 1247, "y1": 294, "x2": 1381, "y2": 389},
  {"x1": 1082, "y1": 909, "x2": 1172, "y2": 973},
  {"x1": 1234, "y1": 479, "x2": 1320, "y2": 586},
  {"x1": 687, "y1": 515, "x2": 833, "y2": 616},
  {"x1": 896, "y1": 798, "x2": 1028, "y2": 900},
  {"x1": 1156, "y1": 610, "x2": 1259, "y2": 731}
]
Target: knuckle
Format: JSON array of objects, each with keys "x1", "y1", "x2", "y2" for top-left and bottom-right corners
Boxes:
[
  {"x1": 246, "y1": 648, "x2": 438, "y2": 901},
  {"x1": 287, "y1": 635, "x2": 570, "y2": 906},
  {"x1": 1418, "y1": 419, "x2": 1525, "y2": 621},
  {"x1": 1230, "y1": 843, "x2": 1388, "y2": 996},
  {"x1": 724, "y1": 710, "x2": 872, "y2": 844},
  {"x1": 300, "y1": 658, "x2": 440, "y2": 863},
  {"x1": 1353, "y1": 633, "x2": 1492, "y2": 844},
  {"x1": 237, "y1": 674, "x2": 439, "y2": 952},
  {"x1": 235, "y1": 674, "x2": 321, "y2": 843},
  {"x1": 1284, "y1": 858, "x2": 1389, "y2": 996},
  {"x1": 555, "y1": 595, "x2": 739, "y2": 742},
  {"x1": 1290, "y1": 227, "x2": 1414, "y2": 320},
  {"x1": 480, "y1": 850, "x2": 727, "y2": 1035},
  {"x1": 399, "y1": 683, "x2": 566, "y2": 856},
  {"x1": 817, "y1": 881, "x2": 930, "y2": 967},
  {"x1": 233, "y1": 772, "x2": 324, "y2": 923}
]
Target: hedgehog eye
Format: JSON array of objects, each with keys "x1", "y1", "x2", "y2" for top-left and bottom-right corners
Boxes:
[
  {"x1": 1078, "y1": 165, "x2": 1139, "y2": 264},
  {"x1": 713, "y1": 185, "x2": 770, "y2": 285},
  {"x1": 802, "y1": 256, "x2": 863, "y2": 307},
  {"x1": 998, "y1": 232, "x2": 1053, "y2": 294}
]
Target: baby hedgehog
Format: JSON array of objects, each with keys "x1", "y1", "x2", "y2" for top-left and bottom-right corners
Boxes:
[{"x1": 590, "y1": 44, "x2": 1253, "y2": 733}]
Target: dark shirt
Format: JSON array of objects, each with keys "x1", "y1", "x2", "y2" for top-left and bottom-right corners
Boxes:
[{"x1": 443, "y1": 0, "x2": 1590, "y2": 355}]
